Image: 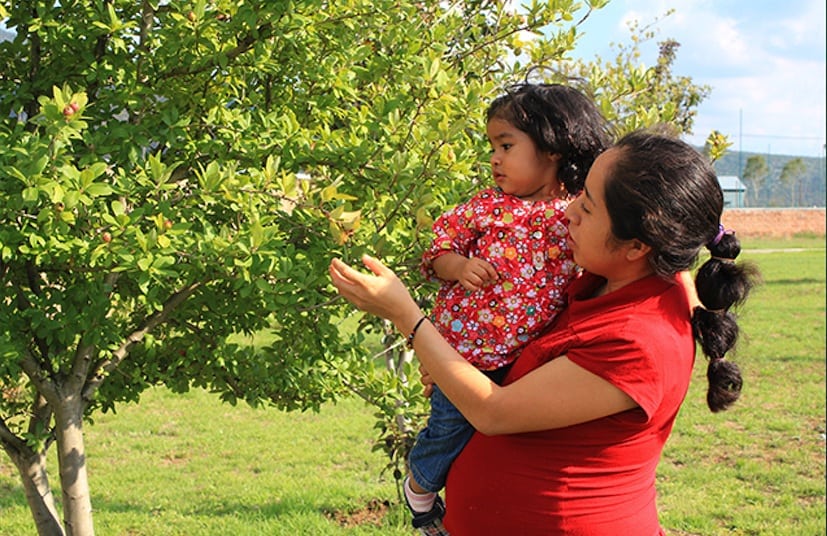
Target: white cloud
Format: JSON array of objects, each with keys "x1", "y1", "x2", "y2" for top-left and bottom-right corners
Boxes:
[
  {"x1": 776, "y1": 0, "x2": 826, "y2": 49},
  {"x1": 604, "y1": 1, "x2": 825, "y2": 156}
]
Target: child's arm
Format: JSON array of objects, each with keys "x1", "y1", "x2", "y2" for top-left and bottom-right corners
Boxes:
[{"x1": 433, "y1": 252, "x2": 499, "y2": 292}]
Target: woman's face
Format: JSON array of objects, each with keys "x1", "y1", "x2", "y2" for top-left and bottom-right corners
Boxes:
[{"x1": 564, "y1": 148, "x2": 626, "y2": 276}]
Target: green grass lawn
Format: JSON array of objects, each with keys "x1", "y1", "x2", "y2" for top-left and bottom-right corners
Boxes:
[
  {"x1": 1, "y1": 237, "x2": 824, "y2": 535},
  {"x1": 0, "y1": 391, "x2": 411, "y2": 535},
  {"x1": 657, "y1": 237, "x2": 826, "y2": 535}
]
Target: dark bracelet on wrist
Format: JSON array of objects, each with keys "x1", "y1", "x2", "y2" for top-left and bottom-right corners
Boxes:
[{"x1": 405, "y1": 316, "x2": 428, "y2": 350}]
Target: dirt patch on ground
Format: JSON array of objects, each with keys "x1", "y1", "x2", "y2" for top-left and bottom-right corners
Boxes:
[
  {"x1": 721, "y1": 208, "x2": 825, "y2": 238},
  {"x1": 326, "y1": 498, "x2": 390, "y2": 528}
]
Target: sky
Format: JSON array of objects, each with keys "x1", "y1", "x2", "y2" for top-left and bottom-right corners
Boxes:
[{"x1": 569, "y1": 0, "x2": 826, "y2": 158}]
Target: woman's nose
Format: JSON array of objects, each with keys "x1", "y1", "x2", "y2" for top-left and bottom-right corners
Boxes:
[{"x1": 565, "y1": 201, "x2": 578, "y2": 223}]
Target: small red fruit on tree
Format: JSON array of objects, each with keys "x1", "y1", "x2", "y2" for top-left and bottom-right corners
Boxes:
[{"x1": 101, "y1": 232, "x2": 112, "y2": 243}]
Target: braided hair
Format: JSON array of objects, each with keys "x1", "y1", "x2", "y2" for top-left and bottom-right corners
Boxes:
[
  {"x1": 606, "y1": 130, "x2": 760, "y2": 412},
  {"x1": 692, "y1": 229, "x2": 760, "y2": 411}
]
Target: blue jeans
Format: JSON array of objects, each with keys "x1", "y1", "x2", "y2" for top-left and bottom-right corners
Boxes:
[
  {"x1": 408, "y1": 366, "x2": 510, "y2": 493},
  {"x1": 408, "y1": 384, "x2": 474, "y2": 493}
]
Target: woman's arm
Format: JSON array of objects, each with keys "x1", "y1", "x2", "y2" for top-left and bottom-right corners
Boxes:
[{"x1": 329, "y1": 255, "x2": 637, "y2": 435}]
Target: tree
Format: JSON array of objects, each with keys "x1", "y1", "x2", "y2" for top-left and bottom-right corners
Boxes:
[
  {"x1": 0, "y1": 1, "x2": 713, "y2": 534},
  {"x1": 0, "y1": 1, "x2": 577, "y2": 534},
  {"x1": 779, "y1": 157, "x2": 807, "y2": 206},
  {"x1": 742, "y1": 155, "x2": 769, "y2": 206}
]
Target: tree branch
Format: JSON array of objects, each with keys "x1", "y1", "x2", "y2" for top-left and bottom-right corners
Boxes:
[
  {"x1": 16, "y1": 264, "x2": 56, "y2": 375},
  {"x1": 0, "y1": 416, "x2": 28, "y2": 458},
  {"x1": 24, "y1": 4, "x2": 42, "y2": 120},
  {"x1": 18, "y1": 348, "x2": 58, "y2": 403},
  {"x1": 81, "y1": 281, "x2": 203, "y2": 401},
  {"x1": 28, "y1": 392, "x2": 54, "y2": 440},
  {"x1": 163, "y1": 22, "x2": 274, "y2": 78},
  {"x1": 65, "y1": 272, "x2": 122, "y2": 395}
]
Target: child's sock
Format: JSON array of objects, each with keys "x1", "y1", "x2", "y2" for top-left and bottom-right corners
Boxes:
[{"x1": 404, "y1": 476, "x2": 436, "y2": 513}]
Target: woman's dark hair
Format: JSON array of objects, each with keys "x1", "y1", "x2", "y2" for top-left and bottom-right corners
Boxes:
[
  {"x1": 604, "y1": 129, "x2": 760, "y2": 412},
  {"x1": 486, "y1": 83, "x2": 612, "y2": 196}
]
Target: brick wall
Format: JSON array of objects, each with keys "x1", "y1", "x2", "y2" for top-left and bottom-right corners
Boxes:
[{"x1": 721, "y1": 208, "x2": 826, "y2": 238}]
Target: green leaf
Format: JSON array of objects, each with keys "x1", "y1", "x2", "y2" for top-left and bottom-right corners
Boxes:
[
  {"x1": 85, "y1": 183, "x2": 114, "y2": 197},
  {"x1": 429, "y1": 57, "x2": 441, "y2": 80},
  {"x1": 7, "y1": 166, "x2": 29, "y2": 183},
  {"x1": 50, "y1": 183, "x2": 65, "y2": 203},
  {"x1": 111, "y1": 200, "x2": 125, "y2": 217},
  {"x1": 22, "y1": 187, "x2": 39, "y2": 203},
  {"x1": 137, "y1": 256, "x2": 153, "y2": 271}
]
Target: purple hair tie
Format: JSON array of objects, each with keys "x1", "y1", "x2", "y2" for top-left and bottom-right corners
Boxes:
[
  {"x1": 709, "y1": 223, "x2": 724, "y2": 246},
  {"x1": 707, "y1": 223, "x2": 732, "y2": 248}
]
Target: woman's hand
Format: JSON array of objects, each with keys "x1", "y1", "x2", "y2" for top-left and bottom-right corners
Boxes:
[
  {"x1": 331, "y1": 255, "x2": 440, "y2": 399},
  {"x1": 329, "y1": 254, "x2": 423, "y2": 330}
]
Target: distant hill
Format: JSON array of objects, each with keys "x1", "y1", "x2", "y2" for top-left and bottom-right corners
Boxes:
[{"x1": 707, "y1": 148, "x2": 825, "y2": 208}]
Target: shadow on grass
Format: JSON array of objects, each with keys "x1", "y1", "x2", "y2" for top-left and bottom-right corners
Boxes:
[
  {"x1": 768, "y1": 278, "x2": 826, "y2": 286},
  {"x1": 85, "y1": 493, "x2": 398, "y2": 528},
  {"x1": 2, "y1": 483, "x2": 398, "y2": 530}
]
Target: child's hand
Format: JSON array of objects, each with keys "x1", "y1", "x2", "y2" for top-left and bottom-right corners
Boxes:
[
  {"x1": 419, "y1": 364, "x2": 434, "y2": 398},
  {"x1": 458, "y1": 257, "x2": 499, "y2": 291}
]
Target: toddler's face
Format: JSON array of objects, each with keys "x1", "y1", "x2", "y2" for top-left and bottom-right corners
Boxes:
[{"x1": 487, "y1": 118, "x2": 562, "y2": 201}]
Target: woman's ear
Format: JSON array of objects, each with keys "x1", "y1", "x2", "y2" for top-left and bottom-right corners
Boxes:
[{"x1": 625, "y1": 239, "x2": 652, "y2": 261}]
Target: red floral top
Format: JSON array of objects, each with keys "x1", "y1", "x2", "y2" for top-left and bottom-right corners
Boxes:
[{"x1": 421, "y1": 188, "x2": 579, "y2": 370}]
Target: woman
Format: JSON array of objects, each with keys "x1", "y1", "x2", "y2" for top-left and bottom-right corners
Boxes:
[{"x1": 329, "y1": 130, "x2": 758, "y2": 535}]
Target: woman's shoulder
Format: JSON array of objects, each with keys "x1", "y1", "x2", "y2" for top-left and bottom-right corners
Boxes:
[{"x1": 569, "y1": 275, "x2": 691, "y2": 344}]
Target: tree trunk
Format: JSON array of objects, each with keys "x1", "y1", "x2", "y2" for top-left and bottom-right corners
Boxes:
[
  {"x1": 382, "y1": 321, "x2": 415, "y2": 435},
  {"x1": 54, "y1": 399, "x2": 95, "y2": 536},
  {"x1": 7, "y1": 445, "x2": 65, "y2": 536}
]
